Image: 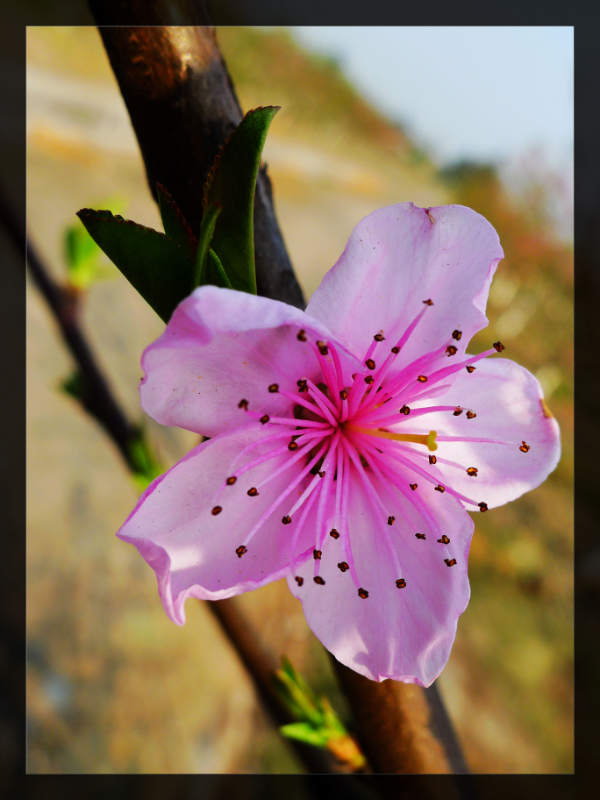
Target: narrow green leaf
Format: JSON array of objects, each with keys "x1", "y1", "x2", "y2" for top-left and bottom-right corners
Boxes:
[
  {"x1": 156, "y1": 182, "x2": 198, "y2": 263},
  {"x1": 195, "y1": 203, "x2": 222, "y2": 286},
  {"x1": 205, "y1": 250, "x2": 233, "y2": 289},
  {"x1": 76, "y1": 209, "x2": 196, "y2": 323},
  {"x1": 202, "y1": 105, "x2": 280, "y2": 294},
  {"x1": 280, "y1": 723, "x2": 330, "y2": 749}
]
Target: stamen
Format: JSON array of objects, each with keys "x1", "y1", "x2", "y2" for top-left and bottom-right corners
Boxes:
[
  {"x1": 409, "y1": 483, "x2": 418, "y2": 490},
  {"x1": 452, "y1": 330, "x2": 462, "y2": 341},
  {"x1": 444, "y1": 558, "x2": 457, "y2": 567},
  {"x1": 268, "y1": 384, "x2": 279, "y2": 393},
  {"x1": 387, "y1": 516, "x2": 395, "y2": 525},
  {"x1": 314, "y1": 576, "x2": 325, "y2": 585},
  {"x1": 247, "y1": 487, "x2": 259, "y2": 496},
  {"x1": 313, "y1": 549, "x2": 322, "y2": 560},
  {"x1": 358, "y1": 588, "x2": 369, "y2": 599},
  {"x1": 330, "y1": 529, "x2": 340, "y2": 539},
  {"x1": 466, "y1": 365, "x2": 476, "y2": 373},
  {"x1": 374, "y1": 332, "x2": 385, "y2": 342},
  {"x1": 338, "y1": 562, "x2": 349, "y2": 572},
  {"x1": 493, "y1": 341, "x2": 505, "y2": 352},
  {"x1": 415, "y1": 533, "x2": 426, "y2": 540},
  {"x1": 466, "y1": 467, "x2": 478, "y2": 477},
  {"x1": 212, "y1": 506, "x2": 222, "y2": 515},
  {"x1": 226, "y1": 476, "x2": 237, "y2": 485},
  {"x1": 346, "y1": 424, "x2": 438, "y2": 452},
  {"x1": 520, "y1": 441, "x2": 531, "y2": 453},
  {"x1": 238, "y1": 399, "x2": 249, "y2": 410},
  {"x1": 396, "y1": 578, "x2": 407, "y2": 588},
  {"x1": 295, "y1": 576, "x2": 304, "y2": 586},
  {"x1": 297, "y1": 329, "x2": 307, "y2": 342},
  {"x1": 438, "y1": 535, "x2": 450, "y2": 544},
  {"x1": 235, "y1": 545, "x2": 247, "y2": 558},
  {"x1": 282, "y1": 515, "x2": 292, "y2": 525},
  {"x1": 478, "y1": 502, "x2": 488, "y2": 512},
  {"x1": 466, "y1": 410, "x2": 477, "y2": 419},
  {"x1": 445, "y1": 346, "x2": 458, "y2": 357}
]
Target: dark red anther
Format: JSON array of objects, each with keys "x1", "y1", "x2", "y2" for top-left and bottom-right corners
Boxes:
[
  {"x1": 295, "y1": 576, "x2": 304, "y2": 586},
  {"x1": 466, "y1": 365, "x2": 476, "y2": 373},
  {"x1": 446, "y1": 345, "x2": 458, "y2": 357},
  {"x1": 417, "y1": 375, "x2": 428, "y2": 383},
  {"x1": 409, "y1": 483, "x2": 418, "y2": 491},
  {"x1": 281, "y1": 515, "x2": 292, "y2": 524},
  {"x1": 358, "y1": 588, "x2": 369, "y2": 599},
  {"x1": 478, "y1": 502, "x2": 488, "y2": 512},
  {"x1": 212, "y1": 506, "x2": 222, "y2": 515},
  {"x1": 297, "y1": 329, "x2": 307, "y2": 342},
  {"x1": 396, "y1": 578, "x2": 407, "y2": 589},
  {"x1": 313, "y1": 549, "x2": 322, "y2": 560},
  {"x1": 314, "y1": 576, "x2": 325, "y2": 585},
  {"x1": 260, "y1": 414, "x2": 270, "y2": 424},
  {"x1": 329, "y1": 529, "x2": 340, "y2": 539},
  {"x1": 520, "y1": 441, "x2": 531, "y2": 453},
  {"x1": 415, "y1": 533, "x2": 426, "y2": 540},
  {"x1": 387, "y1": 516, "x2": 395, "y2": 526},
  {"x1": 423, "y1": 299, "x2": 434, "y2": 306},
  {"x1": 391, "y1": 346, "x2": 400, "y2": 354},
  {"x1": 365, "y1": 358, "x2": 376, "y2": 370},
  {"x1": 452, "y1": 330, "x2": 462, "y2": 341},
  {"x1": 400, "y1": 404, "x2": 410, "y2": 415},
  {"x1": 235, "y1": 545, "x2": 247, "y2": 558},
  {"x1": 453, "y1": 407, "x2": 463, "y2": 416},
  {"x1": 437, "y1": 535, "x2": 450, "y2": 544},
  {"x1": 429, "y1": 454, "x2": 437, "y2": 465},
  {"x1": 247, "y1": 487, "x2": 259, "y2": 497},
  {"x1": 338, "y1": 562, "x2": 349, "y2": 572},
  {"x1": 226, "y1": 476, "x2": 237, "y2": 486},
  {"x1": 466, "y1": 410, "x2": 477, "y2": 419},
  {"x1": 493, "y1": 341, "x2": 505, "y2": 352},
  {"x1": 268, "y1": 383, "x2": 279, "y2": 393},
  {"x1": 444, "y1": 558, "x2": 457, "y2": 567},
  {"x1": 316, "y1": 341, "x2": 329, "y2": 355},
  {"x1": 466, "y1": 467, "x2": 478, "y2": 476},
  {"x1": 374, "y1": 332, "x2": 385, "y2": 342},
  {"x1": 435, "y1": 485, "x2": 445, "y2": 493},
  {"x1": 238, "y1": 398, "x2": 249, "y2": 410}
]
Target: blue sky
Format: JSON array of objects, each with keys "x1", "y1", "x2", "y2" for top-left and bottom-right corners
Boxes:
[{"x1": 291, "y1": 27, "x2": 573, "y2": 174}]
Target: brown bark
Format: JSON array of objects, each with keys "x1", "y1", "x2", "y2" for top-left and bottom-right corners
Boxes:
[{"x1": 89, "y1": 10, "x2": 304, "y2": 307}]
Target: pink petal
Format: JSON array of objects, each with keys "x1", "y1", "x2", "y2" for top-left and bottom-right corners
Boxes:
[
  {"x1": 141, "y1": 285, "x2": 362, "y2": 437},
  {"x1": 117, "y1": 426, "x2": 318, "y2": 625},
  {"x1": 306, "y1": 203, "x2": 503, "y2": 368},
  {"x1": 412, "y1": 357, "x2": 561, "y2": 508},
  {"x1": 288, "y1": 466, "x2": 474, "y2": 686}
]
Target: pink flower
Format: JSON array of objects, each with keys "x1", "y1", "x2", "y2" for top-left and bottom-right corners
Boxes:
[{"x1": 117, "y1": 203, "x2": 560, "y2": 686}]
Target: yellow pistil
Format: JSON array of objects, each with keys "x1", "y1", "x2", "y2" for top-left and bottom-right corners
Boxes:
[{"x1": 347, "y1": 425, "x2": 438, "y2": 451}]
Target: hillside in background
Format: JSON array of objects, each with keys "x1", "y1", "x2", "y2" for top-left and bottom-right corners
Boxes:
[{"x1": 27, "y1": 26, "x2": 572, "y2": 775}]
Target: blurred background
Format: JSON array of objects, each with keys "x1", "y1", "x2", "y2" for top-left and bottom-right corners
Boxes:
[{"x1": 26, "y1": 26, "x2": 573, "y2": 773}]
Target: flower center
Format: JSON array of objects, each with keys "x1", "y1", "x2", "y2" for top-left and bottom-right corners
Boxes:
[{"x1": 227, "y1": 302, "x2": 526, "y2": 596}]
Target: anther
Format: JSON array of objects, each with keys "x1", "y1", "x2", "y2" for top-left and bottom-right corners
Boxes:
[
  {"x1": 297, "y1": 379, "x2": 307, "y2": 388},
  {"x1": 299, "y1": 385, "x2": 309, "y2": 393},
  {"x1": 387, "y1": 516, "x2": 395, "y2": 526},
  {"x1": 478, "y1": 502, "x2": 488, "y2": 512},
  {"x1": 452, "y1": 330, "x2": 462, "y2": 341},
  {"x1": 212, "y1": 506, "x2": 222, "y2": 515},
  {"x1": 466, "y1": 410, "x2": 477, "y2": 419},
  {"x1": 365, "y1": 358, "x2": 376, "y2": 370},
  {"x1": 466, "y1": 365, "x2": 476, "y2": 373},
  {"x1": 226, "y1": 476, "x2": 237, "y2": 486},
  {"x1": 314, "y1": 576, "x2": 325, "y2": 585},
  {"x1": 437, "y1": 535, "x2": 450, "y2": 544},
  {"x1": 444, "y1": 558, "x2": 457, "y2": 567},
  {"x1": 247, "y1": 487, "x2": 259, "y2": 497},
  {"x1": 493, "y1": 341, "x2": 505, "y2": 352},
  {"x1": 364, "y1": 375, "x2": 374, "y2": 384},
  {"x1": 453, "y1": 407, "x2": 463, "y2": 416},
  {"x1": 417, "y1": 375, "x2": 428, "y2": 382},
  {"x1": 288, "y1": 441, "x2": 299, "y2": 451},
  {"x1": 338, "y1": 562, "x2": 349, "y2": 572},
  {"x1": 282, "y1": 515, "x2": 292, "y2": 525},
  {"x1": 316, "y1": 341, "x2": 329, "y2": 356},
  {"x1": 297, "y1": 329, "x2": 307, "y2": 342},
  {"x1": 435, "y1": 485, "x2": 445, "y2": 493},
  {"x1": 423, "y1": 299, "x2": 434, "y2": 306},
  {"x1": 340, "y1": 389, "x2": 348, "y2": 401},
  {"x1": 260, "y1": 414, "x2": 270, "y2": 424},
  {"x1": 520, "y1": 441, "x2": 531, "y2": 453},
  {"x1": 268, "y1": 383, "x2": 279, "y2": 393},
  {"x1": 466, "y1": 467, "x2": 478, "y2": 477},
  {"x1": 330, "y1": 529, "x2": 340, "y2": 539},
  {"x1": 374, "y1": 332, "x2": 385, "y2": 342},
  {"x1": 415, "y1": 533, "x2": 426, "y2": 540},
  {"x1": 429, "y1": 454, "x2": 437, "y2": 465},
  {"x1": 318, "y1": 471, "x2": 326, "y2": 478},
  {"x1": 396, "y1": 578, "x2": 407, "y2": 588},
  {"x1": 313, "y1": 549, "x2": 322, "y2": 560},
  {"x1": 295, "y1": 576, "x2": 304, "y2": 586},
  {"x1": 446, "y1": 345, "x2": 458, "y2": 357},
  {"x1": 400, "y1": 404, "x2": 410, "y2": 415},
  {"x1": 358, "y1": 588, "x2": 369, "y2": 599},
  {"x1": 235, "y1": 545, "x2": 247, "y2": 558},
  {"x1": 238, "y1": 398, "x2": 249, "y2": 410},
  {"x1": 391, "y1": 346, "x2": 400, "y2": 354},
  {"x1": 409, "y1": 483, "x2": 418, "y2": 491}
]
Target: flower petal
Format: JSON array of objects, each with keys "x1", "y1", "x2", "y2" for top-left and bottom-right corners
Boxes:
[
  {"x1": 141, "y1": 285, "x2": 362, "y2": 436},
  {"x1": 288, "y1": 465, "x2": 473, "y2": 686},
  {"x1": 118, "y1": 426, "x2": 318, "y2": 624},
  {"x1": 415, "y1": 357, "x2": 561, "y2": 508},
  {"x1": 306, "y1": 203, "x2": 503, "y2": 367}
]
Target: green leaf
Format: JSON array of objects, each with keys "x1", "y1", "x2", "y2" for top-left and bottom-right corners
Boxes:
[
  {"x1": 76, "y1": 209, "x2": 196, "y2": 323},
  {"x1": 205, "y1": 249, "x2": 233, "y2": 289},
  {"x1": 280, "y1": 722, "x2": 330, "y2": 749},
  {"x1": 201, "y1": 105, "x2": 280, "y2": 294},
  {"x1": 195, "y1": 202, "x2": 222, "y2": 286},
  {"x1": 156, "y1": 182, "x2": 198, "y2": 263}
]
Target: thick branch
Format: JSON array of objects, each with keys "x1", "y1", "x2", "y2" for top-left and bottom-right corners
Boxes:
[{"x1": 88, "y1": 7, "x2": 304, "y2": 308}]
